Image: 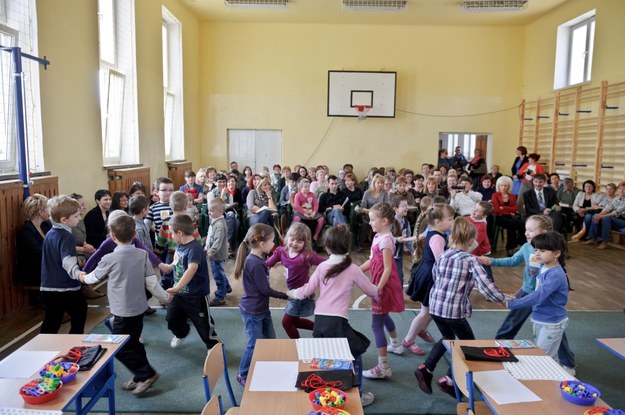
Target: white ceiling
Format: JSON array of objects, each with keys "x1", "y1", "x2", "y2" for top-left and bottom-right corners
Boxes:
[{"x1": 182, "y1": 0, "x2": 569, "y2": 26}]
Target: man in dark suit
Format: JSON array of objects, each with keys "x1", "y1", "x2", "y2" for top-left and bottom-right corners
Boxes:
[{"x1": 524, "y1": 174, "x2": 563, "y2": 232}]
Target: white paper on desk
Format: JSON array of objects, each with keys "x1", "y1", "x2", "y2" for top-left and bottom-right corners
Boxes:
[
  {"x1": 248, "y1": 361, "x2": 298, "y2": 392},
  {"x1": 473, "y1": 370, "x2": 542, "y2": 405},
  {"x1": 0, "y1": 350, "x2": 60, "y2": 379},
  {"x1": 296, "y1": 338, "x2": 354, "y2": 362}
]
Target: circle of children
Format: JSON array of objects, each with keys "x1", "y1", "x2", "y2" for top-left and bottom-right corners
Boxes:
[{"x1": 34, "y1": 151, "x2": 624, "y2": 404}]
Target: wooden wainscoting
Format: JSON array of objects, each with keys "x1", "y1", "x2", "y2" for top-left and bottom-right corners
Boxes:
[
  {"x1": 166, "y1": 161, "x2": 192, "y2": 190},
  {"x1": 107, "y1": 167, "x2": 151, "y2": 194},
  {"x1": 0, "y1": 176, "x2": 59, "y2": 319}
]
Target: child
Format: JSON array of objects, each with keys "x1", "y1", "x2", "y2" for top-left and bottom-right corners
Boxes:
[
  {"x1": 179, "y1": 169, "x2": 205, "y2": 204},
  {"x1": 234, "y1": 224, "x2": 288, "y2": 386},
  {"x1": 266, "y1": 223, "x2": 325, "y2": 338},
  {"x1": 156, "y1": 191, "x2": 202, "y2": 288},
  {"x1": 288, "y1": 225, "x2": 378, "y2": 407},
  {"x1": 415, "y1": 217, "x2": 505, "y2": 397},
  {"x1": 278, "y1": 172, "x2": 299, "y2": 234},
  {"x1": 505, "y1": 232, "x2": 570, "y2": 362},
  {"x1": 129, "y1": 195, "x2": 153, "y2": 251},
  {"x1": 467, "y1": 201, "x2": 493, "y2": 280},
  {"x1": 40, "y1": 195, "x2": 87, "y2": 334},
  {"x1": 292, "y1": 178, "x2": 325, "y2": 243},
  {"x1": 392, "y1": 196, "x2": 412, "y2": 284},
  {"x1": 165, "y1": 214, "x2": 219, "y2": 350},
  {"x1": 360, "y1": 203, "x2": 406, "y2": 379},
  {"x1": 80, "y1": 215, "x2": 171, "y2": 395},
  {"x1": 205, "y1": 198, "x2": 232, "y2": 306},
  {"x1": 185, "y1": 193, "x2": 199, "y2": 223},
  {"x1": 403, "y1": 203, "x2": 455, "y2": 355},
  {"x1": 479, "y1": 215, "x2": 576, "y2": 374},
  {"x1": 145, "y1": 177, "x2": 175, "y2": 246}
]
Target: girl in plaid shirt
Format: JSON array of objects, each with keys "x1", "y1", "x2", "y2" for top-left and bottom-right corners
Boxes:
[{"x1": 415, "y1": 217, "x2": 505, "y2": 398}]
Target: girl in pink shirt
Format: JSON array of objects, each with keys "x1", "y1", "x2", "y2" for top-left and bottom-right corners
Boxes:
[
  {"x1": 288, "y1": 225, "x2": 378, "y2": 406},
  {"x1": 266, "y1": 223, "x2": 325, "y2": 338},
  {"x1": 360, "y1": 203, "x2": 406, "y2": 380},
  {"x1": 292, "y1": 178, "x2": 325, "y2": 243}
]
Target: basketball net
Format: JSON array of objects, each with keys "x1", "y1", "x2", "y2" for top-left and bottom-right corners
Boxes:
[{"x1": 354, "y1": 105, "x2": 372, "y2": 121}]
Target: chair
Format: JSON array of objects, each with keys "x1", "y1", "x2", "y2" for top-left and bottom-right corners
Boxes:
[
  {"x1": 450, "y1": 344, "x2": 494, "y2": 415},
  {"x1": 203, "y1": 342, "x2": 238, "y2": 409},
  {"x1": 201, "y1": 395, "x2": 222, "y2": 415}
]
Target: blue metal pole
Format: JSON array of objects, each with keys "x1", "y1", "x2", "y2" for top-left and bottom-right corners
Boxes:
[{"x1": 10, "y1": 47, "x2": 30, "y2": 199}]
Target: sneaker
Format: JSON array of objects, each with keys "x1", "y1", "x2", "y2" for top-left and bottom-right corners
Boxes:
[
  {"x1": 362, "y1": 365, "x2": 392, "y2": 379},
  {"x1": 597, "y1": 242, "x2": 608, "y2": 250},
  {"x1": 437, "y1": 377, "x2": 456, "y2": 398},
  {"x1": 360, "y1": 391, "x2": 375, "y2": 407},
  {"x1": 103, "y1": 317, "x2": 113, "y2": 333},
  {"x1": 170, "y1": 335, "x2": 186, "y2": 348},
  {"x1": 121, "y1": 379, "x2": 137, "y2": 391},
  {"x1": 402, "y1": 339, "x2": 426, "y2": 355},
  {"x1": 236, "y1": 373, "x2": 247, "y2": 386},
  {"x1": 210, "y1": 298, "x2": 226, "y2": 306},
  {"x1": 386, "y1": 343, "x2": 405, "y2": 355},
  {"x1": 132, "y1": 372, "x2": 160, "y2": 395},
  {"x1": 418, "y1": 330, "x2": 435, "y2": 343},
  {"x1": 414, "y1": 364, "x2": 433, "y2": 394},
  {"x1": 562, "y1": 365, "x2": 576, "y2": 377}
]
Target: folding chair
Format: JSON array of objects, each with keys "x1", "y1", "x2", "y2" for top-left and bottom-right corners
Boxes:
[
  {"x1": 450, "y1": 344, "x2": 493, "y2": 415},
  {"x1": 201, "y1": 395, "x2": 222, "y2": 415},
  {"x1": 203, "y1": 342, "x2": 238, "y2": 409}
]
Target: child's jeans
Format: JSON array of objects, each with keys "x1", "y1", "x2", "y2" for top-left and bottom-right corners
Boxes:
[
  {"x1": 532, "y1": 317, "x2": 568, "y2": 362},
  {"x1": 224, "y1": 211, "x2": 239, "y2": 250},
  {"x1": 211, "y1": 259, "x2": 231, "y2": 300},
  {"x1": 238, "y1": 308, "x2": 276, "y2": 377}
]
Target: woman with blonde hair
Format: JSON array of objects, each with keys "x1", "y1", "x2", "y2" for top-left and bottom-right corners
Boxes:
[{"x1": 246, "y1": 177, "x2": 278, "y2": 227}]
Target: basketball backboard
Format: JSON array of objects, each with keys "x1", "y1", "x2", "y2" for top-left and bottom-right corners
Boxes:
[{"x1": 327, "y1": 70, "x2": 396, "y2": 118}]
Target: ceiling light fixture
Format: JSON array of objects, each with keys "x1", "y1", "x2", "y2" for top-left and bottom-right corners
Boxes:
[
  {"x1": 224, "y1": 0, "x2": 290, "y2": 10},
  {"x1": 460, "y1": 0, "x2": 528, "y2": 13},
  {"x1": 342, "y1": 0, "x2": 408, "y2": 13}
]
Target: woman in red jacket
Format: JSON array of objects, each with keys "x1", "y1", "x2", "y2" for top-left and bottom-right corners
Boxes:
[{"x1": 491, "y1": 176, "x2": 525, "y2": 256}]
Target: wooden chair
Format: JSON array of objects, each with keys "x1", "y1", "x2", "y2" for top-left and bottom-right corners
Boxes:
[
  {"x1": 201, "y1": 395, "x2": 222, "y2": 415},
  {"x1": 451, "y1": 344, "x2": 494, "y2": 415},
  {"x1": 203, "y1": 342, "x2": 238, "y2": 409}
]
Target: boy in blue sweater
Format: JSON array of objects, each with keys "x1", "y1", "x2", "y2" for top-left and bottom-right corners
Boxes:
[
  {"x1": 40, "y1": 196, "x2": 86, "y2": 334},
  {"x1": 505, "y1": 231, "x2": 569, "y2": 362}
]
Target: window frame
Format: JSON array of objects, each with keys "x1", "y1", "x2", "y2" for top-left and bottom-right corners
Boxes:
[
  {"x1": 161, "y1": 6, "x2": 184, "y2": 162},
  {"x1": 553, "y1": 10, "x2": 596, "y2": 90}
]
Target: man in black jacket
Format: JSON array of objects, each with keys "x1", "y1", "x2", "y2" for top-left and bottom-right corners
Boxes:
[{"x1": 524, "y1": 174, "x2": 563, "y2": 232}]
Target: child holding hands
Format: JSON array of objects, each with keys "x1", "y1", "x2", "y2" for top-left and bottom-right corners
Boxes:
[
  {"x1": 265, "y1": 223, "x2": 325, "y2": 338},
  {"x1": 360, "y1": 203, "x2": 406, "y2": 379},
  {"x1": 234, "y1": 224, "x2": 288, "y2": 386},
  {"x1": 415, "y1": 217, "x2": 505, "y2": 397},
  {"x1": 80, "y1": 215, "x2": 172, "y2": 395},
  {"x1": 288, "y1": 225, "x2": 378, "y2": 406}
]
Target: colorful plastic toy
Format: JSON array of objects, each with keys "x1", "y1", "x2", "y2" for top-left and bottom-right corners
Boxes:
[
  {"x1": 309, "y1": 387, "x2": 348, "y2": 411},
  {"x1": 560, "y1": 381, "x2": 601, "y2": 406}
]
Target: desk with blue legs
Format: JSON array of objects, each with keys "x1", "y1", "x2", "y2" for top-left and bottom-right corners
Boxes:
[
  {"x1": 596, "y1": 338, "x2": 625, "y2": 361},
  {"x1": 448, "y1": 340, "x2": 610, "y2": 415},
  {"x1": 0, "y1": 334, "x2": 128, "y2": 414}
]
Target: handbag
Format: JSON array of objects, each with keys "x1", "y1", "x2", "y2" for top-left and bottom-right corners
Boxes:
[{"x1": 56, "y1": 345, "x2": 107, "y2": 371}]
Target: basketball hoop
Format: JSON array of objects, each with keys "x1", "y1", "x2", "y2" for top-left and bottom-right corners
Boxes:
[{"x1": 354, "y1": 105, "x2": 372, "y2": 121}]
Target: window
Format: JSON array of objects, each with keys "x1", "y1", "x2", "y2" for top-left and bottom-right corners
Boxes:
[
  {"x1": 162, "y1": 7, "x2": 184, "y2": 161},
  {"x1": 554, "y1": 10, "x2": 595, "y2": 89},
  {"x1": 0, "y1": 0, "x2": 44, "y2": 174},
  {"x1": 98, "y1": 0, "x2": 139, "y2": 167}
]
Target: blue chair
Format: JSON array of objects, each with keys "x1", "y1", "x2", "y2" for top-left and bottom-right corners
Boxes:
[{"x1": 203, "y1": 342, "x2": 238, "y2": 410}]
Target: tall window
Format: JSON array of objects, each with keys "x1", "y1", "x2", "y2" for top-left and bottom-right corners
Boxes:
[
  {"x1": 554, "y1": 10, "x2": 595, "y2": 89},
  {"x1": 0, "y1": 0, "x2": 44, "y2": 174},
  {"x1": 162, "y1": 7, "x2": 184, "y2": 161},
  {"x1": 98, "y1": 0, "x2": 139, "y2": 167}
]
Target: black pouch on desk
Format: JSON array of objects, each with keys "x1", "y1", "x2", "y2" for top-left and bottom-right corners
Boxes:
[
  {"x1": 77, "y1": 345, "x2": 107, "y2": 370},
  {"x1": 460, "y1": 346, "x2": 518, "y2": 363},
  {"x1": 296, "y1": 369, "x2": 356, "y2": 392}
]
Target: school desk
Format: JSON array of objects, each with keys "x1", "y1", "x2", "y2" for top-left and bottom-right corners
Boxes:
[
  {"x1": 446, "y1": 339, "x2": 610, "y2": 415},
  {"x1": 0, "y1": 333, "x2": 128, "y2": 415},
  {"x1": 237, "y1": 338, "x2": 363, "y2": 415},
  {"x1": 596, "y1": 338, "x2": 625, "y2": 361}
]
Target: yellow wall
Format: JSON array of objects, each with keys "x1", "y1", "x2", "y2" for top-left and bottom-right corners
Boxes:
[
  {"x1": 36, "y1": 0, "x2": 200, "y2": 206},
  {"x1": 523, "y1": 0, "x2": 625, "y2": 97},
  {"x1": 199, "y1": 23, "x2": 524, "y2": 179}
]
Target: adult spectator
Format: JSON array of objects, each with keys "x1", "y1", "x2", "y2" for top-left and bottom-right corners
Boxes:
[
  {"x1": 584, "y1": 181, "x2": 625, "y2": 249},
  {"x1": 491, "y1": 176, "x2": 524, "y2": 256},
  {"x1": 468, "y1": 148, "x2": 488, "y2": 188},
  {"x1": 451, "y1": 146, "x2": 468, "y2": 172},
  {"x1": 83, "y1": 189, "x2": 112, "y2": 249},
  {"x1": 15, "y1": 194, "x2": 52, "y2": 307},
  {"x1": 511, "y1": 146, "x2": 529, "y2": 195},
  {"x1": 246, "y1": 177, "x2": 277, "y2": 227},
  {"x1": 523, "y1": 174, "x2": 563, "y2": 233},
  {"x1": 571, "y1": 179, "x2": 603, "y2": 240}
]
